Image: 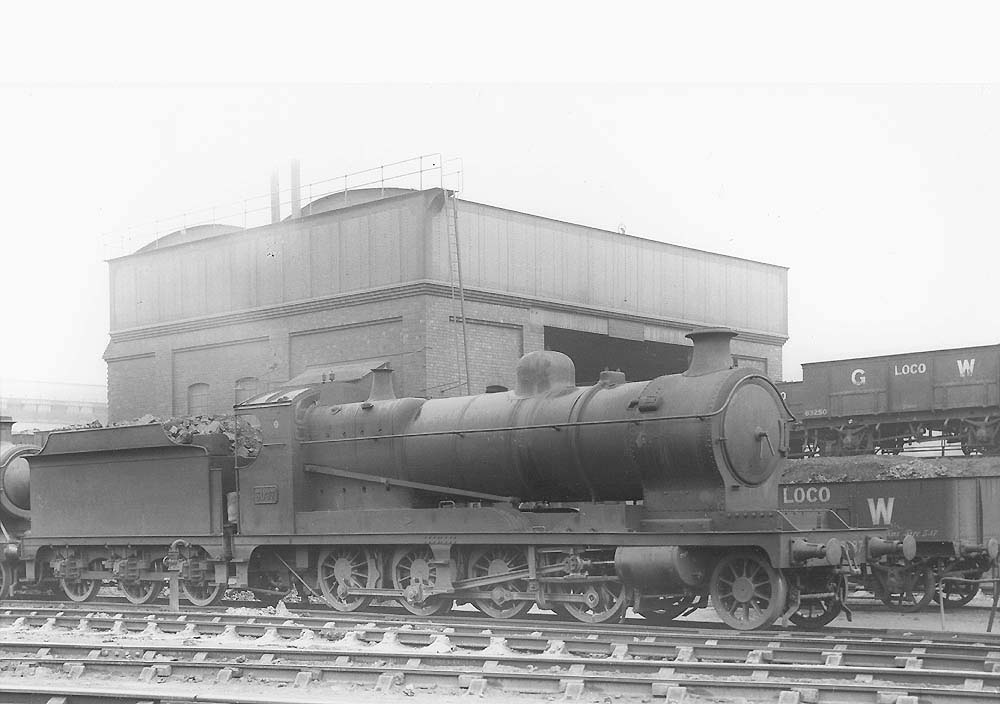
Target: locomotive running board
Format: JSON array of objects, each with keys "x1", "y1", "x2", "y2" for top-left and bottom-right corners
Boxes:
[{"x1": 304, "y1": 464, "x2": 519, "y2": 504}]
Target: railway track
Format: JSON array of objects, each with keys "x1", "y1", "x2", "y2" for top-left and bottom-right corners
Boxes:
[{"x1": 1, "y1": 602, "x2": 999, "y2": 702}]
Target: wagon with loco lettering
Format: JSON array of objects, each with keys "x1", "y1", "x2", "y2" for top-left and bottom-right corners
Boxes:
[
  {"x1": 780, "y1": 473, "x2": 1000, "y2": 612},
  {"x1": 777, "y1": 343, "x2": 1000, "y2": 456}
]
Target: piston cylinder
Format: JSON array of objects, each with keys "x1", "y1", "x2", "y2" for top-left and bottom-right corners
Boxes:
[{"x1": 615, "y1": 546, "x2": 709, "y2": 592}]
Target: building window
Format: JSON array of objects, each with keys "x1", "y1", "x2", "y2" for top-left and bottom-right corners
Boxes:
[
  {"x1": 187, "y1": 383, "x2": 210, "y2": 415},
  {"x1": 234, "y1": 377, "x2": 260, "y2": 405}
]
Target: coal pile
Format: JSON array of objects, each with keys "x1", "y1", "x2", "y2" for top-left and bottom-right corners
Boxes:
[
  {"x1": 782, "y1": 454, "x2": 1000, "y2": 484},
  {"x1": 52, "y1": 414, "x2": 263, "y2": 459}
]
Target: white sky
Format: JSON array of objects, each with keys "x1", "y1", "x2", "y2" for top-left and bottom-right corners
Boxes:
[{"x1": 1, "y1": 2, "x2": 999, "y2": 389}]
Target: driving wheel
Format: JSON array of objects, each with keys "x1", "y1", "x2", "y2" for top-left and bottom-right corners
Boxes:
[
  {"x1": 391, "y1": 546, "x2": 453, "y2": 617},
  {"x1": 467, "y1": 546, "x2": 531, "y2": 619},
  {"x1": 710, "y1": 551, "x2": 787, "y2": 630},
  {"x1": 317, "y1": 546, "x2": 379, "y2": 612}
]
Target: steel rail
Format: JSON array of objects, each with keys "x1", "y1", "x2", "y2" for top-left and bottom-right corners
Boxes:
[
  {"x1": 0, "y1": 633, "x2": 997, "y2": 703},
  {"x1": 3, "y1": 605, "x2": 1000, "y2": 673}
]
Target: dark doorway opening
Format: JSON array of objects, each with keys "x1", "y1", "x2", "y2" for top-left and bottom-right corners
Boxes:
[{"x1": 543, "y1": 327, "x2": 691, "y2": 385}]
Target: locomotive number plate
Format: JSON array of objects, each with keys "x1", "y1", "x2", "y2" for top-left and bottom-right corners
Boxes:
[{"x1": 253, "y1": 485, "x2": 279, "y2": 504}]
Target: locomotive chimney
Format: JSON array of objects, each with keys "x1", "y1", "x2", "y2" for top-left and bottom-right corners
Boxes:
[
  {"x1": 366, "y1": 367, "x2": 396, "y2": 402},
  {"x1": 0, "y1": 416, "x2": 12, "y2": 444},
  {"x1": 684, "y1": 328, "x2": 738, "y2": 376}
]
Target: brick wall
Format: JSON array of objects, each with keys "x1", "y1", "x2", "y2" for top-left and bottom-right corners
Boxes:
[
  {"x1": 106, "y1": 353, "x2": 156, "y2": 420},
  {"x1": 422, "y1": 296, "x2": 530, "y2": 397},
  {"x1": 171, "y1": 338, "x2": 271, "y2": 415},
  {"x1": 107, "y1": 294, "x2": 783, "y2": 419},
  {"x1": 106, "y1": 296, "x2": 428, "y2": 421}
]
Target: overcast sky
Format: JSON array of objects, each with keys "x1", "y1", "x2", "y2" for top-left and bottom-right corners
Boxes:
[{"x1": 1, "y1": 5, "x2": 998, "y2": 390}]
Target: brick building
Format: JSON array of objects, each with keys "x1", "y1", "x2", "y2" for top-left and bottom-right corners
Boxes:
[{"x1": 104, "y1": 187, "x2": 788, "y2": 421}]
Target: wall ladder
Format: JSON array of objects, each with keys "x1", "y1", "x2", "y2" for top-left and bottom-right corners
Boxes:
[{"x1": 445, "y1": 192, "x2": 472, "y2": 395}]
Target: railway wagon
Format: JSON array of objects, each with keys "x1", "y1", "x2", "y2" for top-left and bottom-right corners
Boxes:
[
  {"x1": 780, "y1": 474, "x2": 1000, "y2": 612},
  {"x1": 777, "y1": 343, "x2": 1000, "y2": 456},
  {"x1": 1, "y1": 330, "x2": 898, "y2": 631}
]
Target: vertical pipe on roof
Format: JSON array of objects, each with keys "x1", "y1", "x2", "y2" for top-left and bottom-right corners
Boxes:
[
  {"x1": 290, "y1": 159, "x2": 302, "y2": 219},
  {"x1": 270, "y1": 169, "x2": 280, "y2": 223}
]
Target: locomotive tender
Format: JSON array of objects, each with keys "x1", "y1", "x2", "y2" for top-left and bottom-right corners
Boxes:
[
  {"x1": 0, "y1": 330, "x2": 898, "y2": 630},
  {"x1": 778, "y1": 343, "x2": 1000, "y2": 456}
]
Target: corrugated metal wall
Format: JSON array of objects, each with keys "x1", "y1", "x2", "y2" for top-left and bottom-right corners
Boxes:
[
  {"x1": 434, "y1": 199, "x2": 787, "y2": 339},
  {"x1": 109, "y1": 190, "x2": 432, "y2": 331},
  {"x1": 109, "y1": 188, "x2": 787, "y2": 341}
]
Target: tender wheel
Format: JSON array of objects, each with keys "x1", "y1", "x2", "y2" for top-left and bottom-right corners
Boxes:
[
  {"x1": 877, "y1": 564, "x2": 935, "y2": 612},
  {"x1": 933, "y1": 579, "x2": 979, "y2": 608},
  {"x1": 119, "y1": 580, "x2": 161, "y2": 605},
  {"x1": 61, "y1": 559, "x2": 103, "y2": 603},
  {"x1": 550, "y1": 580, "x2": 628, "y2": 624},
  {"x1": 177, "y1": 546, "x2": 224, "y2": 607},
  {"x1": 467, "y1": 546, "x2": 531, "y2": 619},
  {"x1": 710, "y1": 551, "x2": 787, "y2": 630},
  {"x1": 639, "y1": 595, "x2": 697, "y2": 625},
  {"x1": 788, "y1": 575, "x2": 846, "y2": 629},
  {"x1": 180, "y1": 580, "x2": 224, "y2": 607},
  {"x1": 317, "y1": 546, "x2": 379, "y2": 612},
  {"x1": 391, "y1": 547, "x2": 452, "y2": 617}
]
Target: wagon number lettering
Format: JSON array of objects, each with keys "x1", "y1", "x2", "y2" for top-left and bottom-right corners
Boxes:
[
  {"x1": 781, "y1": 486, "x2": 831, "y2": 504},
  {"x1": 894, "y1": 362, "x2": 926, "y2": 376}
]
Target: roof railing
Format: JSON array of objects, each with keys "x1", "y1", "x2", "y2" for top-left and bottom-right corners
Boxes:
[{"x1": 102, "y1": 154, "x2": 463, "y2": 258}]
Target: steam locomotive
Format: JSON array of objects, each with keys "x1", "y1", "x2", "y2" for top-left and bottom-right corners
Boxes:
[{"x1": 0, "y1": 329, "x2": 900, "y2": 630}]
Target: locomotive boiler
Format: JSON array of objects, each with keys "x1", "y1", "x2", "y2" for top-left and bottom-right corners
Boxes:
[
  {"x1": 2, "y1": 330, "x2": 898, "y2": 630},
  {"x1": 298, "y1": 328, "x2": 781, "y2": 508}
]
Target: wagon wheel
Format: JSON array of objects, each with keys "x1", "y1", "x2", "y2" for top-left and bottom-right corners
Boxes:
[
  {"x1": 61, "y1": 559, "x2": 103, "y2": 603},
  {"x1": 639, "y1": 595, "x2": 698, "y2": 625},
  {"x1": 119, "y1": 579, "x2": 161, "y2": 605},
  {"x1": 391, "y1": 547, "x2": 453, "y2": 617},
  {"x1": 932, "y1": 579, "x2": 979, "y2": 608},
  {"x1": 710, "y1": 551, "x2": 787, "y2": 630},
  {"x1": 788, "y1": 575, "x2": 846, "y2": 629},
  {"x1": 548, "y1": 579, "x2": 628, "y2": 624},
  {"x1": 317, "y1": 546, "x2": 379, "y2": 612},
  {"x1": 876, "y1": 564, "x2": 935, "y2": 612},
  {"x1": 467, "y1": 546, "x2": 531, "y2": 619}
]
